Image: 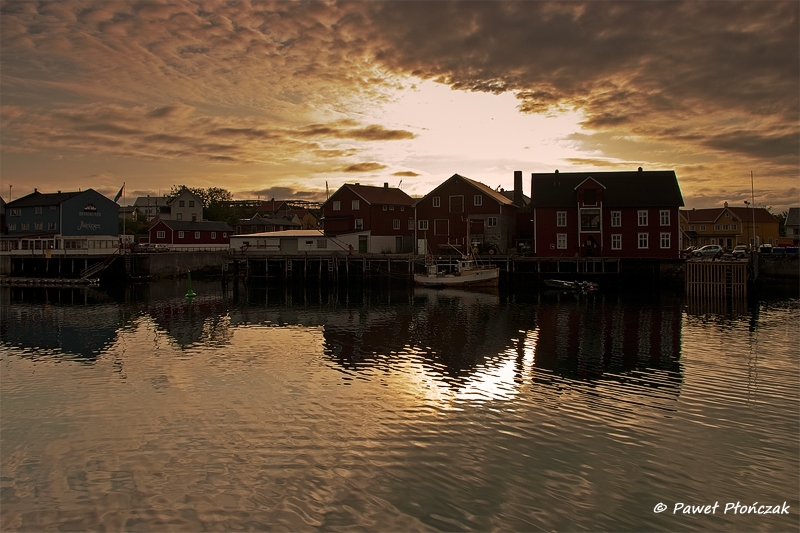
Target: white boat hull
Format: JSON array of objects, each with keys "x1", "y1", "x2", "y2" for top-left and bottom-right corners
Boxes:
[{"x1": 414, "y1": 267, "x2": 499, "y2": 288}]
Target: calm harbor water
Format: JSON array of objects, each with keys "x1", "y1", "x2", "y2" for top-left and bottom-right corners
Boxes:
[{"x1": 1, "y1": 279, "x2": 798, "y2": 532}]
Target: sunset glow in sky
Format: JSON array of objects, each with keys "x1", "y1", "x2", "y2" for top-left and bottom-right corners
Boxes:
[{"x1": 1, "y1": 1, "x2": 798, "y2": 210}]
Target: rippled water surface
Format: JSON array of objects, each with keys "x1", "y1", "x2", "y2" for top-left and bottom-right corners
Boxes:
[{"x1": 1, "y1": 281, "x2": 798, "y2": 532}]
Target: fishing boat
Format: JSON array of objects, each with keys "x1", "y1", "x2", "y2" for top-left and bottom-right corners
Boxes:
[
  {"x1": 414, "y1": 256, "x2": 499, "y2": 288},
  {"x1": 543, "y1": 279, "x2": 599, "y2": 292}
]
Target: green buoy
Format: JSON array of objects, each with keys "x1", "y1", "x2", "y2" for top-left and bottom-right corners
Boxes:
[{"x1": 186, "y1": 270, "x2": 197, "y2": 299}]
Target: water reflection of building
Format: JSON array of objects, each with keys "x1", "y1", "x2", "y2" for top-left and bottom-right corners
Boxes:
[
  {"x1": 534, "y1": 293, "x2": 683, "y2": 379},
  {"x1": 0, "y1": 286, "x2": 122, "y2": 360},
  {"x1": 134, "y1": 281, "x2": 235, "y2": 349}
]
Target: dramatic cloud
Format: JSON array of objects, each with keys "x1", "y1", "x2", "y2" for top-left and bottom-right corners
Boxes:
[{"x1": 1, "y1": 0, "x2": 797, "y2": 210}]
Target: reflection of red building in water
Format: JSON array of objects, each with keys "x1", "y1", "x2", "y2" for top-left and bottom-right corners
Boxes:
[
  {"x1": 531, "y1": 169, "x2": 684, "y2": 258},
  {"x1": 533, "y1": 297, "x2": 682, "y2": 380}
]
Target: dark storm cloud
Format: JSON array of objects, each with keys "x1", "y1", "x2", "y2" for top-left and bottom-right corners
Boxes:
[
  {"x1": 368, "y1": 1, "x2": 800, "y2": 162},
  {"x1": 342, "y1": 162, "x2": 387, "y2": 173}
]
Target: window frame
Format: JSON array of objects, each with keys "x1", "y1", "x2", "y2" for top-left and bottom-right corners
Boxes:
[
  {"x1": 638, "y1": 232, "x2": 649, "y2": 249},
  {"x1": 556, "y1": 233, "x2": 567, "y2": 249},
  {"x1": 638, "y1": 210, "x2": 649, "y2": 227},
  {"x1": 611, "y1": 211, "x2": 621, "y2": 227},
  {"x1": 556, "y1": 211, "x2": 567, "y2": 227},
  {"x1": 611, "y1": 234, "x2": 622, "y2": 250}
]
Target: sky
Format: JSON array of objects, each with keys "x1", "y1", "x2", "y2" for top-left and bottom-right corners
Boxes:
[{"x1": 1, "y1": 0, "x2": 798, "y2": 212}]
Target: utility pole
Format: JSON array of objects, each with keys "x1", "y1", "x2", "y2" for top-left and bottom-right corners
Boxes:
[{"x1": 751, "y1": 171, "x2": 757, "y2": 248}]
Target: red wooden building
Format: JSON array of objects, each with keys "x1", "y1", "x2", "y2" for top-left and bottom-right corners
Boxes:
[
  {"x1": 148, "y1": 220, "x2": 234, "y2": 249},
  {"x1": 530, "y1": 169, "x2": 684, "y2": 258},
  {"x1": 321, "y1": 183, "x2": 415, "y2": 253},
  {"x1": 415, "y1": 173, "x2": 520, "y2": 255}
]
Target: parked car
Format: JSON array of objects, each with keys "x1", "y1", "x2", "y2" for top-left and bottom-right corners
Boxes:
[
  {"x1": 771, "y1": 247, "x2": 786, "y2": 256},
  {"x1": 153, "y1": 244, "x2": 169, "y2": 252},
  {"x1": 785, "y1": 246, "x2": 799, "y2": 256},
  {"x1": 758, "y1": 244, "x2": 773, "y2": 254},
  {"x1": 134, "y1": 243, "x2": 153, "y2": 253},
  {"x1": 732, "y1": 245, "x2": 749, "y2": 259},
  {"x1": 693, "y1": 244, "x2": 724, "y2": 258}
]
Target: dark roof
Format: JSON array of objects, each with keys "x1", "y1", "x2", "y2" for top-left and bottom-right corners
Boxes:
[
  {"x1": 6, "y1": 190, "x2": 84, "y2": 207},
  {"x1": 152, "y1": 220, "x2": 233, "y2": 232},
  {"x1": 530, "y1": 170, "x2": 684, "y2": 207},
  {"x1": 339, "y1": 184, "x2": 415, "y2": 206},
  {"x1": 785, "y1": 207, "x2": 800, "y2": 227},
  {"x1": 681, "y1": 207, "x2": 778, "y2": 224}
]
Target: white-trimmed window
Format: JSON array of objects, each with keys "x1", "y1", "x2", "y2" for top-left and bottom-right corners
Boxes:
[
  {"x1": 355, "y1": 219, "x2": 363, "y2": 230},
  {"x1": 48, "y1": 222, "x2": 56, "y2": 230},
  {"x1": 35, "y1": 207, "x2": 42, "y2": 215},
  {"x1": 383, "y1": 205, "x2": 388, "y2": 211},
  {"x1": 418, "y1": 220, "x2": 429, "y2": 231},
  {"x1": 332, "y1": 201, "x2": 341, "y2": 211},
  {"x1": 432, "y1": 196, "x2": 441, "y2": 208},
  {"x1": 690, "y1": 225, "x2": 696, "y2": 231},
  {"x1": 157, "y1": 230, "x2": 165, "y2": 239},
  {"x1": 211, "y1": 232, "x2": 217, "y2": 239},
  {"x1": 176, "y1": 213, "x2": 183, "y2": 220},
  {"x1": 487, "y1": 217, "x2": 498, "y2": 227},
  {"x1": 714, "y1": 224, "x2": 720, "y2": 231},
  {"x1": 660, "y1": 210, "x2": 670, "y2": 226},
  {"x1": 9, "y1": 208, "x2": 21, "y2": 217},
  {"x1": 731, "y1": 224, "x2": 737, "y2": 230},
  {"x1": 700, "y1": 225, "x2": 706, "y2": 231},
  {"x1": 638, "y1": 210, "x2": 648, "y2": 226},
  {"x1": 611, "y1": 234, "x2": 622, "y2": 250},
  {"x1": 638, "y1": 232, "x2": 649, "y2": 249},
  {"x1": 352, "y1": 200, "x2": 360, "y2": 210},
  {"x1": 34, "y1": 223, "x2": 43, "y2": 230},
  {"x1": 474, "y1": 195, "x2": 482, "y2": 206},
  {"x1": 393, "y1": 219, "x2": 400, "y2": 230},
  {"x1": 178, "y1": 231, "x2": 185, "y2": 238},
  {"x1": 557, "y1": 234, "x2": 567, "y2": 249},
  {"x1": 557, "y1": 211, "x2": 567, "y2": 227},
  {"x1": 179, "y1": 200, "x2": 185, "y2": 207},
  {"x1": 195, "y1": 232, "x2": 200, "y2": 239},
  {"x1": 408, "y1": 218, "x2": 414, "y2": 230},
  {"x1": 722, "y1": 224, "x2": 729, "y2": 230},
  {"x1": 611, "y1": 211, "x2": 621, "y2": 227},
  {"x1": 660, "y1": 232, "x2": 671, "y2": 248},
  {"x1": 189, "y1": 201, "x2": 195, "y2": 207},
  {"x1": 21, "y1": 223, "x2": 29, "y2": 230},
  {"x1": 389, "y1": 205, "x2": 394, "y2": 211}
]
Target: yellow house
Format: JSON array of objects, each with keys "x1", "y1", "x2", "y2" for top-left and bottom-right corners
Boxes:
[{"x1": 680, "y1": 203, "x2": 779, "y2": 249}]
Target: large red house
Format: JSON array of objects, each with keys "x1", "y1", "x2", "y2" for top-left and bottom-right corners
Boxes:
[
  {"x1": 530, "y1": 169, "x2": 685, "y2": 258},
  {"x1": 321, "y1": 183, "x2": 415, "y2": 253},
  {"x1": 415, "y1": 173, "x2": 520, "y2": 255},
  {"x1": 149, "y1": 220, "x2": 234, "y2": 249}
]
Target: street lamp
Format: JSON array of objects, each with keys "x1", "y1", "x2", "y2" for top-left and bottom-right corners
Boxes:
[{"x1": 744, "y1": 200, "x2": 751, "y2": 250}]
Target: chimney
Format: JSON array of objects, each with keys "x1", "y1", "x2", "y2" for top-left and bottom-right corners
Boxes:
[
  {"x1": 384, "y1": 182, "x2": 389, "y2": 188},
  {"x1": 724, "y1": 201, "x2": 728, "y2": 208},
  {"x1": 638, "y1": 167, "x2": 643, "y2": 172},
  {"x1": 513, "y1": 171, "x2": 523, "y2": 207}
]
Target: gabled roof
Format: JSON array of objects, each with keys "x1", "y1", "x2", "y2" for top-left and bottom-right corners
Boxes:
[
  {"x1": 6, "y1": 190, "x2": 85, "y2": 207},
  {"x1": 423, "y1": 174, "x2": 515, "y2": 207},
  {"x1": 784, "y1": 207, "x2": 800, "y2": 226},
  {"x1": 530, "y1": 170, "x2": 684, "y2": 207},
  {"x1": 151, "y1": 220, "x2": 233, "y2": 232},
  {"x1": 681, "y1": 206, "x2": 778, "y2": 224},
  {"x1": 256, "y1": 200, "x2": 290, "y2": 212},
  {"x1": 331, "y1": 183, "x2": 415, "y2": 207},
  {"x1": 722, "y1": 206, "x2": 778, "y2": 224},
  {"x1": 680, "y1": 208, "x2": 723, "y2": 223}
]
